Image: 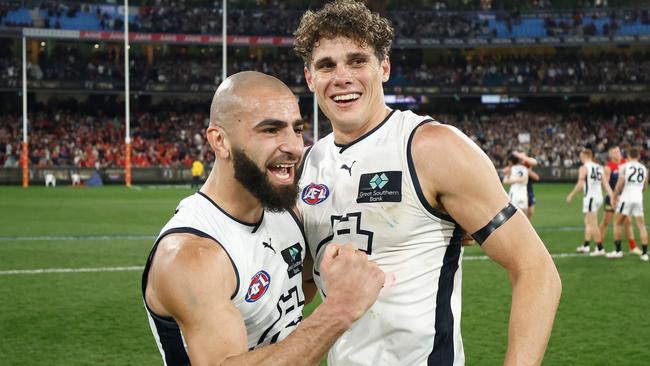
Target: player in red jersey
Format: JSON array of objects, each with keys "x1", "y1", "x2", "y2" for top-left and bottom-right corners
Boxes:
[{"x1": 599, "y1": 146, "x2": 642, "y2": 255}]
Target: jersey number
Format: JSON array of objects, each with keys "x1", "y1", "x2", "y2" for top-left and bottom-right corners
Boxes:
[
  {"x1": 253, "y1": 286, "x2": 304, "y2": 349},
  {"x1": 628, "y1": 167, "x2": 645, "y2": 183},
  {"x1": 590, "y1": 168, "x2": 602, "y2": 181}
]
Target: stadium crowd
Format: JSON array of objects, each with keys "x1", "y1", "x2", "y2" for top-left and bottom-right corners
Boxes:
[
  {"x1": 440, "y1": 109, "x2": 650, "y2": 168},
  {"x1": 2, "y1": 1, "x2": 649, "y2": 39},
  {"x1": 2, "y1": 104, "x2": 649, "y2": 170},
  {"x1": 0, "y1": 108, "x2": 213, "y2": 170},
  {"x1": 3, "y1": 48, "x2": 649, "y2": 89}
]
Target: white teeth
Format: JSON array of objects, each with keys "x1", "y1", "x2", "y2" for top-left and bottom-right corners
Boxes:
[{"x1": 333, "y1": 93, "x2": 360, "y2": 102}]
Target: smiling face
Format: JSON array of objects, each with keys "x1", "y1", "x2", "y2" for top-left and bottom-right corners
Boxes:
[
  {"x1": 207, "y1": 72, "x2": 304, "y2": 210},
  {"x1": 231, "y1": 92, "x2": 304, "y2": 210},
  {"x1": 304, "y1": 36, "x2": 391, "y2": 143}
]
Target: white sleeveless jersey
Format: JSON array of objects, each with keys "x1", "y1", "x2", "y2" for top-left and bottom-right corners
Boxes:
[
  {"x1": 298, "y1": 110, "x2": 464, "y2": 366},
  {"x1": 142, "y1": 192, "x2": 306, "y2": 365},
  {"x1": 620, "y1": 161, "x2": 647, "y2": 200},
  {"x1": 583, "y1": 161, "x2": 604, "y2": 199},
  {"x1": 508, "y1": 164, "x2": 528, "y2": 197}
]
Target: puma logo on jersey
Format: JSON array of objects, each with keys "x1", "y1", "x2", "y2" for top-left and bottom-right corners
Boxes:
[
  {"x1": 262, "y1": 238, "x2": 276, "y2": 254},
  {"x1": 340, "y1": 161, "x2": 356, "y2": 176}
]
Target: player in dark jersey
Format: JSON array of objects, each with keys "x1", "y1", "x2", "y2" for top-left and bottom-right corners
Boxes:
[{"x1": 599, "y1": 146, "x2": 642, "y2": 255}]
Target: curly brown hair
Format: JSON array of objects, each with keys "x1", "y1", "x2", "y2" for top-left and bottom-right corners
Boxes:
[{"x1": 293, "y1": 0, "x2": 394, "y2": 66}]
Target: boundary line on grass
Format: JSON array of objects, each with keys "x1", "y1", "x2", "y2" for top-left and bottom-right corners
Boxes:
[
  {"x1": 0, "y1": 227, "x2": 588, "y2": 242},
  {"x1": 0, "y1": 252, "x2": 593, "y2": 276},
  {"x1": 0, "y1": 235, "x2": 156, "y2": 241},
  {"x1": 0, "y1": 266, "x2": 143, "y2": 275}
]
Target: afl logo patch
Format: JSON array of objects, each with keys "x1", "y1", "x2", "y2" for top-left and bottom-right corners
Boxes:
[
  {"x1": 245, "y1": 270, "x2": 271, "y2": 303},
  {"x1": 301, "y1": 183, "x2": 330, "y2": 205}
]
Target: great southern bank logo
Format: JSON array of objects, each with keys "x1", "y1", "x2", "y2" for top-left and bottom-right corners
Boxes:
[
  {"x1": 369, "y1": 173, "x2": 389, "y2": 189},
  {"x1": 301, "y1": 183, "x2": 329, "y2": 205}
]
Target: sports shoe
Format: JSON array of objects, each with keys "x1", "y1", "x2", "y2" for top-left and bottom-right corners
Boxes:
[
  {"x1": 606, "y1": 251, "x2": 624, "y2": 259},
  {"x1": 576, "y1": 245, "x2": 590, "y2": 254},
  {"x1": 641, "y1": 254, "x2": 649, "y2": 262},
  {"x1": 630, "y1": 247, "x2": 643, "y2": 256},
  {"x1": 589, "y1": 248, "x2": 606, "y2": 257}
]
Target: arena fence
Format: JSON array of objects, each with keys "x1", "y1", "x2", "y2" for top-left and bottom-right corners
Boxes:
[{"x1": 0, "y1": 166, "x2": 580, "y2": 185}]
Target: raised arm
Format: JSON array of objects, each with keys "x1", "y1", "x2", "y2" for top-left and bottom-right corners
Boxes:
[
  {"x1": 513, "y1": 150, "x2": 538, "y2": 167},
  {"x1": 411, "y1": 124, "x2": 561, "y2": 366},
  {"x1": 146, "y1": 235, "x2": 383, "y2": 366},
  {"x1": 566, "y1": 166, "x2": 587, "y2": 203}
]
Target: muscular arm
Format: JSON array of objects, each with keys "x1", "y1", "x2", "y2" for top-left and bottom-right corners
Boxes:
[
  {"x1": 412, "y1": 124, "x2": 561, "y2": 366},
  {"x1": 566, "y1": 166, "x2": 586, "y2": 203},
  {"x1": 528, "y1": 168, "x2": 540, "y2": 182},
  {"x1": 146, "y1": 235, "x2": 382, "y2": 366}
]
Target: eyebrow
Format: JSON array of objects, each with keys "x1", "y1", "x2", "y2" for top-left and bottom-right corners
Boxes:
[
  {"x1": 254, "y1": 118, "x2": 305, "y2": 129},
  {"x1": 313, "y1": 51, "x2": 371, "y2": 68}
]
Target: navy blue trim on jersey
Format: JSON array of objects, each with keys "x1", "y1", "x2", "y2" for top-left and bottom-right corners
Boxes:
[
  {"x1": 334, "y1": 109, "x2": 396, "y2": 153},
  {"x1": 428, "y1": 225, "x2": 463, "y2": 365},
  {"x1": 588, "y1": 198, "x2": 593, "y2": 212},
  {"x1": 149, "y1": 311, "x2": 190, "y2": 366},
  {"x1": 197, "y1": 191, "x2": 264, "y2": 232},
  {"x1": 297, "y1": 145, "x2": 314, "y2": 179},
  {"x1": 406, "y1": 120, "x2": 456, "y2": 224},
  {"x1": 288, "y1": 208, "x2": 309, "y2": 246},
  {"x1": 619, "y1": 202, "x2": 625, "y2": 213},
  {"x1": 471, "y1": 203, "x2": 518, "y2": 245}
]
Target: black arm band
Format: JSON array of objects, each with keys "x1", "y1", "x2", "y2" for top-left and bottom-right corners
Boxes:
[{"x1": 471, "y1": 202, "x2": 518, "y2": 245}]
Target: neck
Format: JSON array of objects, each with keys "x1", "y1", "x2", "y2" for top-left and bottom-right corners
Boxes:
[
  {"x1": 200, "y1": 165, "x2": 264, "y2": 224},
  {"x1": 332, "y1": 105, "x2": 391, "y2": 145}
]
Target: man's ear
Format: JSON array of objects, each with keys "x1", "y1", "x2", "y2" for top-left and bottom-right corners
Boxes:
[
  {"x1": 304, "y1": 65, "x2": 315, "y2": 93},
  {"x1": 206, "y1": 125, "x2": 231, "y2": 159},
  {"x1": 381, "y1": 56, "x2": 391, "y2": 83}
]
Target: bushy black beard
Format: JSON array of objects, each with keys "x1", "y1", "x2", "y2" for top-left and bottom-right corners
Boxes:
[{"x1": 232, "y1": 148, "x2": 299, "y2": 212}]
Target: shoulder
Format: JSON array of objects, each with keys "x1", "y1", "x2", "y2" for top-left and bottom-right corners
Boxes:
[
  {"x1": 149, "y1": 234, "x2": 238, "y2": 304},
  {"x1": 411, "y1": 123, "x2": 476, "y2": 159},
  {"x1": 411, "y1": 123, "x2": 498, "y2": 194}
]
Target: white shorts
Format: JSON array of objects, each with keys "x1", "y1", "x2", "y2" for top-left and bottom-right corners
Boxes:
[
  {"x1": 510, "y1": 192, "x2": 528, "y2": 210},
  {"x1": 617, "y1": 198, "x2": 644, "y2": 217},
  {"x1": 583, "y1": 196, "x2": 602, "y2": 214}
]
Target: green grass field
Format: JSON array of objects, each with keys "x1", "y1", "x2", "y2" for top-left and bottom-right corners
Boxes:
[{"x1": 0, "y1": 184, "x2": 648, "y2": 365}]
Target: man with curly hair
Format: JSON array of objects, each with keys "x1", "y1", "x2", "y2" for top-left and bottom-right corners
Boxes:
[{"x1": 294, "y1": 1, "x2": 561, "y2": 365}]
